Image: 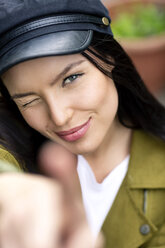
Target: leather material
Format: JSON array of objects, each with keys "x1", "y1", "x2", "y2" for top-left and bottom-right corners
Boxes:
[
  {"x1": 0, "y1": 30, "x2": 93, "y2": 74},
  {"x1": 0, "y1": 0, "x2": 113, "y2": 74},
  {"x1": 0, "y1": 0, "x2": 111, "y2": 35},
  {"x1": 0, "y1": 14, "x2": 102, "y2": 48},
  {"x1": 0, "y1": 14, "x2": 106, "y2": 54}
]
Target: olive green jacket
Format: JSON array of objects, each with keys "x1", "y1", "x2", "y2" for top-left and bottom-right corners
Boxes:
[
  {"x1": 102, "y1": 131, "x2": 165, "y2": 248},
  {"x1": 0, "y1": 145, "x2": 22, "y2": 172},
  {"x1": 0, "y1": 131, "x2": 165, "y2": 247}
]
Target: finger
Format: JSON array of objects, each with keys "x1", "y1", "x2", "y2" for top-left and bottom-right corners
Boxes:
[
  {"x1": 38, "y1": 142, "x2": 87, "y2": 240},
  {"x1": 94, "y1": 232, "x2": 105, "y2": 248},
  {"x1": 38, "y1": 142, "x2": 82, "y2": 202},
  {"x1": 65, "y1": 226, "x2": 104, "y2": 248},
  {"x1": 65, "y1": 223, "x2": 94, "y2": 248}
]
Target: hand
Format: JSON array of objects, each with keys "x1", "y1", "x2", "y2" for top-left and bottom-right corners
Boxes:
[{"x1": 0, "y1": 143, "x2": 103, "y2": 248}]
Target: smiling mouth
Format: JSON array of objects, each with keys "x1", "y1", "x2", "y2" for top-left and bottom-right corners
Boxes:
[{"x1": 55, "y1": 118, "x2": 91, "y2": 142}]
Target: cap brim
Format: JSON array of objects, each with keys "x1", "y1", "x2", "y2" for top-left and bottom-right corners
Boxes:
[{"x1": 0, "y1": 30, "x2": 93, "y2": 74}]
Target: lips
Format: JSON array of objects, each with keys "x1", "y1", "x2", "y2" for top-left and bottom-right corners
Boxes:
[{"x1": 56, "y1": 118, "x2": 91, "y2": 142}]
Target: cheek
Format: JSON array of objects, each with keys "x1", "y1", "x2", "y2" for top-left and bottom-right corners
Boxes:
[
  {"x1": 20, "y1": 106, "x2": 48, "y2": 134},
  {"x1": 73, "y1": 76, "x2": 118, "y2": 114},
  {"x1": 101, "y1": 81, "x2": 119, "y2": 117}
]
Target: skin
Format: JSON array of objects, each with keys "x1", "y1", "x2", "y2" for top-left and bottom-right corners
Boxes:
[
  {"x1": 0, "y1": 53, "x2": 132, "y2": 247},
  {"x1": 0, "y1": 145, "x2": 100, "y2": 248},
  {"x1": 2, "y1": 53, "x2": 132, "y2": 182}
]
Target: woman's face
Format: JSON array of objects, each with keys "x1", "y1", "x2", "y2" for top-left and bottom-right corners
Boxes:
[{"x1": 2, "y1": 54, "x2": 119, "y2": 155}]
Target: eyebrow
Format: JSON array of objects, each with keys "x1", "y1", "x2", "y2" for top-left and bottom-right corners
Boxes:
[
  {"x1": 11, "y1": 59, "x2": 85, "y2": 100},
  {"x1": 11, "y1": 92, "x2": 37, "y2": 100},
  {"x1": 49, "y1": 59, "x2": 85, "y2": 86}
]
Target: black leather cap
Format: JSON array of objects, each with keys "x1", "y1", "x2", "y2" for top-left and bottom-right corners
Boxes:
[{"x1": 0, "y1": 0, "x2": 113, "y2": 75}]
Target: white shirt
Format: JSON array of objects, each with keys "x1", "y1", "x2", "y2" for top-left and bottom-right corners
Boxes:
[{"x1": 77, "y1": 155, "x2": 130, "y2": 238}]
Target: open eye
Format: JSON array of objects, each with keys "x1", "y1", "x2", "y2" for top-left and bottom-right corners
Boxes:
[{"x1": 62, "y1": 73, "x2": 84, "y2": 87}]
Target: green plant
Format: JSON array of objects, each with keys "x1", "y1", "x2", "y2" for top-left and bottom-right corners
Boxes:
[{"x1": 111, "y1": 4, "x2": 165, "y2": 39}]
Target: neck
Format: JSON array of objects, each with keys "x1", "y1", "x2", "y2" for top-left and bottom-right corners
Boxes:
[{"x1": 83, "y1": 120, "x2": 132, "y2": 183}]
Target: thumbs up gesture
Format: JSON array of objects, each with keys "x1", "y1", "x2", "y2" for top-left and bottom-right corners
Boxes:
[{"x1": 0, "y1": 142, "x2": 103, "y2": 248}]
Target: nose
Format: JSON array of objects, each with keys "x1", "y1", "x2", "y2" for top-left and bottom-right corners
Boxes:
[{"x1": 47, "y1": 95, "x2": 74, "y2": 127}]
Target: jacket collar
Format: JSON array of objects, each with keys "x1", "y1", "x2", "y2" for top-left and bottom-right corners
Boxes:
[
  {"x1": 128, "y1": 130, "x2": 165, "y2": 189},
  {"x1": 102, "y1": 130, "x2": 165, "y2": 248}
]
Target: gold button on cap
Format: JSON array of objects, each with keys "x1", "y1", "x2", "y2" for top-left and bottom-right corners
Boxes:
[{"x1": 102, "y1": 17, "x2": 110, "y2": 26}]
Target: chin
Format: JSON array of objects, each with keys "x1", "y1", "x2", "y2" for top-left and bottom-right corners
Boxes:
[
  {"x1": 67, "y1": 140, "x2": 99, "y2": 155},
  {"x1": 49, "y1": 133, "x2": 100, "y2": 155}
]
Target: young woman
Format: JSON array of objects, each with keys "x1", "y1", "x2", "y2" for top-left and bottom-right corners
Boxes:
[{"x1": 0, "y1": 0, "x2": 165, "y2": 247}]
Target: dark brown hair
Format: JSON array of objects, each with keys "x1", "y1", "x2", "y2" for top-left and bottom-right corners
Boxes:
[{"x1": 0, "y1": 32, "x2": 165, "y2": 172}]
